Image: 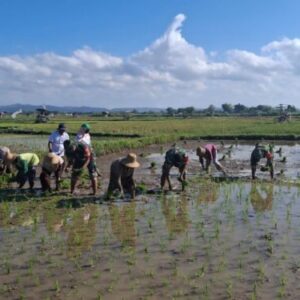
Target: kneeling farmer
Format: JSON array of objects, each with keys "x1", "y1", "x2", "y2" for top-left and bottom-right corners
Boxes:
[
  {"x1": 68, "y1": 142, "x2": 98, "y2": 195},
  {"x1": 196, "y1": 144, "x2": 226, "y2": 175},
  {"x1": 40, "y1": 153, "x2": 64, "y2": 192},
  {"x1": 251, "y1": 143, "x2": 274, "y2": 180},
  {"x1": 107, "y1": 153, "x2": 140, "y2": 199},
  {"x1": 161, "y1": 147, "x2": 189, "y2": 191},
  {"x1": 6, "y1": 152, "x2": 39, "y2": 189}
]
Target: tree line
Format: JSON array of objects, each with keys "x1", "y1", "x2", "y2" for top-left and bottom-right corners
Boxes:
[{"x1": 165, "y1": 103, "x2": 297, "y2": 116}]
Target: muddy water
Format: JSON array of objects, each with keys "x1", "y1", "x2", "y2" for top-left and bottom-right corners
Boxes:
[
  {"x1": 1, "y1": 142, "x2": 300, "y2": 299},
  {"x1": 146, "y1": 142, "x2": 300, "y2": 180}
]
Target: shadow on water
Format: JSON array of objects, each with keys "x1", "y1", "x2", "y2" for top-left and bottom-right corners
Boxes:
[{"x1": 56, "y1": 196, "x2": 98, "y2": 209}]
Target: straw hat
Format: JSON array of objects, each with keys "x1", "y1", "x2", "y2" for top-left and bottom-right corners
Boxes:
[
  {"x1": 43, "y1": 153, "x2": 64, "y2": 173},
  {"x1": 196, "y1": 146, "x2": 206, "y2": 157},
  {"x1": 120, "y1": 153, "x2": 140, "y2": 168}
]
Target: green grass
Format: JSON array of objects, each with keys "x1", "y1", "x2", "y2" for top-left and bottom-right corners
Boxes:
[{"x1": 1, "y1": 116, "x2": 300, "y2": 154}]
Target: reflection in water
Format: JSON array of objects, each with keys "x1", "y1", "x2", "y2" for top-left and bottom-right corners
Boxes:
[
  {"x1": 65, "y1": 206, "x2": 98, "y2": 257},
  {"x1": 197, "y1": 181, "x2": 219, "y2": 204},
  {"x1": 162, "y1": 195, "x2": 189, "y2": 236},
  {"x1": 250, "y1": 183, "x2": 273, "y2": 212},
  {"x1": 0, "y1": 202, "x2": 39, "y2": 228},
  {"x1": 44, "y1": 209, "x2": 66, "y2": 234},
  {"x1": 109, "y1": 202, "x2": 137, "y2": 248}
]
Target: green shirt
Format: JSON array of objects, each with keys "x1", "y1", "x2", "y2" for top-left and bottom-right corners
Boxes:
[{"x1": 15, "y1": 153, "x2": 39, "y2": 173}]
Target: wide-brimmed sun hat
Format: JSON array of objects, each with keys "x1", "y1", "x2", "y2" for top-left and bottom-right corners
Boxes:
[
  {"x1": 120, "y1": 153, "x2": 140, "y2": 168},
  {"x1": 43, "y1": 153, "x2": 64, "y2": 173},
  {"x1": 196, "y1": 146, "x2": 206, "y2": 157}
]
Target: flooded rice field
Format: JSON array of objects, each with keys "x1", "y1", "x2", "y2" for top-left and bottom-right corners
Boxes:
[{"x1": 1, "y1": 141, "x2": 300, "y2": 299}]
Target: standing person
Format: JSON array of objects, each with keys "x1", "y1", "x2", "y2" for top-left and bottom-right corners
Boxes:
[
  {"x1": 48, "y1": 123, "x2": 69, "y2": 157},
  {"x1": 250, "y1": 143, "x2": 274, "y2": 179},
  {"x1": 40, "y1": 153, "x2": 64, "y2": 192},
  {"x1": 68, "y1": 142, "x2": 98, "y2": 195},
  {"x1": 196, "y1": 144, "x2": 226, "y2": 175},
  {"x1": 161, "y1": 147, "x2": 189, "y2": 191},
  {"x1": 76, "y1": 123, "x2": 91, "y2": 146},
  {"x1": 107, "y1": 153, "x2": 140, "y2": 199},
  {"x1": 6, "y1": 152, "x2": 39, "y2": 190},
  {"x1": 76, "y1": 123, "x2": 101, "y2": 177}
]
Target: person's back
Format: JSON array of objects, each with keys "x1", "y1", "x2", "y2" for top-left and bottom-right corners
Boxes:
[
  {"x1": 16, "y1": 153, "x2": 39, "y2": 169},
  {"x1": 42, "y1": 153, "x2": 63, "y2": 173},
  {"x1": 73, "y1": 144, "x2": 91, "y2": 168},
  {"x1": 110, "y1": 159, "x2": 133, "y2": 182},
  {"x1": 165, "y1": 148, "x2": 187, "y2": 168}
]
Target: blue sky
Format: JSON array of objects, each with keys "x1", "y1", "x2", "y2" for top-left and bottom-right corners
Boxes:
[
  {"x1": 1, "y1": 0, "x2": 299, "y2": 56},
  {"x1": 1, "y1": 0, "x2": 300, "y2": 108}
]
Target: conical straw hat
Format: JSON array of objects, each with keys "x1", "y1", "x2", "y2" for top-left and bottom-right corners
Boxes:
[
  {"x1": 120, "y1": 153, "x2": 140, "y2": 168},
  {"x1": 42, "y1": 153, "x2": 64, "y2": 173}
]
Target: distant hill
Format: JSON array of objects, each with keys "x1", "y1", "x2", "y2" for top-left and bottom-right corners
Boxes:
[{"x1": 0, "y1": 103, "x2": 165, "y2": 113}]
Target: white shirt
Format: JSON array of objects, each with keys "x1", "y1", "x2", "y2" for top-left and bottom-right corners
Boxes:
[
  {"x1": 48, "y1": 131, "x2": 69, "y2": 156},
  {"x1": 76, "y1": 133, "x2": 91, "y2": 146}
]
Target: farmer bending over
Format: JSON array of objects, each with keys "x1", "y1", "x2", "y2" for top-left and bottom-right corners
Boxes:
[
  {"x1": 107, "y1": 153, "x2": 140, "y2": 199},
  {"x1": 161, "y1": 147, "x2": 189, "y2": 191},
  {"x1": 196, "y1": 144, "x2": 226, "y2": 175},
  {"x1": 6, "y1": 152, "x2": 39, "y2": 190},
  {"x1": 250, "y1": 143, "x2": 274, "y2": 180},
  {"x1": 67, "y1": 142, "x2": 98, "y2": 195},
  {"x1": 0, "y1": 146, "x2": 12, "y2": 174},
  {"x1": 40, "y1": 153, "x2": 64, "y2": 192}
]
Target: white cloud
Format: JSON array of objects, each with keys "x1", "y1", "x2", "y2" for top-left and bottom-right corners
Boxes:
[{"x1": 1, "y1": 14, "x2": 300, "y2": 108}]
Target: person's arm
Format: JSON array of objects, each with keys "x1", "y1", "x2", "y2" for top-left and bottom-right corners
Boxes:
[
  {"x1": 178, "y1": 163, "x2": 187, "y2": 182},
  {"x1": 178, "y1": 164, "x2": 187, "y2": 191},
  {"x1": 48, "y1": 141, "x2": 53, "y2": 152},
  {"x1": 127, "y1": 171, "x2": 136, "y2": 199},
  {"x1": 199, "y1": 157, "x2": 205, "y2": 170},
  {"x1": 212, "y1": 147, "x2": 226, "y2": 175},
  {"x1": 48, "y1": 133, "x2": 54, "y2": 152},
  {"x1": 205, "y1": 158, "x2": 211, "y2": 173}
]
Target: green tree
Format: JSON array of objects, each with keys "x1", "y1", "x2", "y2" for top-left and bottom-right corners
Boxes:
[{"x1": 222, "y1": 103, "x2": 233, "y2": 113}]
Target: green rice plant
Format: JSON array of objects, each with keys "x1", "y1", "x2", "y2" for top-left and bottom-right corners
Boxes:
[
  {"x1": 226, "y1": 281, "x2": 233, "y2": 299},
  {"x1": 3, "y1": 259, "x2": 10, "y2": 275},
  {"x1": 194, "y1": 264, "x2": 206, "y2": 278},
  {"x1": 55, "y1": 280, "x2": 60, "y2": 294}
]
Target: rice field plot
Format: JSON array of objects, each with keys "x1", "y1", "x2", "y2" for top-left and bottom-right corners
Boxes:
[
  {"x1": 1, "y1": 142, "x2": 300, "y2": 299},
  {"x1": 1, "y1": 181, "x2": 300, "y2": 299}
]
